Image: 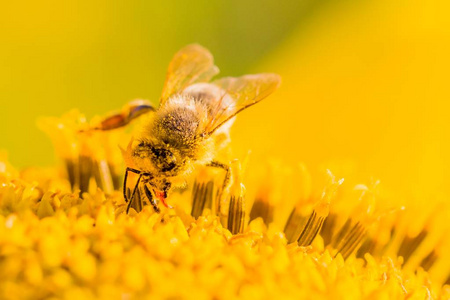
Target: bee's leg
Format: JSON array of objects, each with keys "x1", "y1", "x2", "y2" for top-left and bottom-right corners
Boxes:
[
  {"x1": 163, "y1": 181, "x2": 171, "y2": 198},
  {"x1": 124, "y1": 168, "x2": 142, "y2": 214},
  {"x1": 143, "y1": 184, "x2": 160, "y2": 213},
  {"x1": 207, "y1": 161, "x2": 231, "y2": 190},
  {"x1": 123, "y1": 167, "x2": 141, "y2": 200},
  {"x1": 206, "y1": 161, "x2": 231, "y2": 216},
  {"x1": 88, "y1": 101, "x2": 155, "y2": 131}
]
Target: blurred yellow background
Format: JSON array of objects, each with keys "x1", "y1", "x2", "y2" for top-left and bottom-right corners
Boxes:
[
  {"x1": 233, "y1": 0, "x2": 450, "y2": 200},
  {"x1": 1, "y1": 0, "x2": 449, "y2": 199}
]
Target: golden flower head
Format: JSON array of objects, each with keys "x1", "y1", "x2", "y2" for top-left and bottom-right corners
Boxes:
[{"x1": 0, "y1": 145, "x2": 449, "y2": 299}]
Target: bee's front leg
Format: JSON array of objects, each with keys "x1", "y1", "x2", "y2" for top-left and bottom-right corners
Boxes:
[
  {"x1": 143, "y1": 184, "x2": 160, "y2": 213},
  {"x1": 124, "y1": 168, "x2": 143, "y2": 214}
]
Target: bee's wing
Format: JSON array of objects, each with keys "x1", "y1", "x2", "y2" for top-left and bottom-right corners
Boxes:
[
  {"x1": 160, "y1": 44, "x2": 219, "y2": 105},
  {"x1": 204, "y1": 73, "x2": 281, "y2": 136}
]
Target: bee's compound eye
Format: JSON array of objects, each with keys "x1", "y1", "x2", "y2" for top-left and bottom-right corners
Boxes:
[
  {"x1": 133, "y1": 141, "x2": 152, "y2": 159},
  {"x1": 151, "y1": 147, "x2": 177, "y2": 172}
]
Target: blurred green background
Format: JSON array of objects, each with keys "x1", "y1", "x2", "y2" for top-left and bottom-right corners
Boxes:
[{"x1": 1, "y1": 0, "x2": 334, "y2": 168}]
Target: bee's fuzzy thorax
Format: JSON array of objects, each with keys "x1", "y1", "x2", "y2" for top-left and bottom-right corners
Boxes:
[
  {"x1": 152, "y1": 94, "x2": 212, "y2": 160},
  {"x1": 126, "y1": 94, "x2": 215, "y2": 183}
]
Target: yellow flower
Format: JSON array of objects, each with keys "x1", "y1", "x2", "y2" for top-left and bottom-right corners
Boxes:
[{"x1": 0, "y1": 110, "x2": 448, "y2": 299}]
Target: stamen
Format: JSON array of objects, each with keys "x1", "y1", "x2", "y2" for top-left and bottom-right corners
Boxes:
[
  {"x1": 226, "y1": 160, "x2": 246, "y2": 234},
  {"x1": 108, "y1": 163, "x2": 122, "y2": 190},
  {"x1": 331, "y1": 182, "x2": 377, "y2": 259},
  {"x1": 64, "y1": 159, "x2": 77, "y2": 190},
  {"x1": 93, "y1": 159, "x2": 114, "y2": 194},
  {"x1": 420, "y1": 249, "x2": 438, "y2": 271},
  {"x1": 283, "y1": 163, "x2": 313, "y2": 243},
  {"x1": 78, "y1": 155, "x2": 93, "y2": 195},
  {"x1": 227, "y1": 195, "x2": 245, "y2": 235},
  {"x1": 191, "y1": 180, "x2": 214, "y2": 219},
  {"x1": 356, "y1": 237, "x2": 377, "y2": 258},
  {"x1": 320, "y1": 213, "x2": 338, "y2": 246},
  {"x1": 249, "y1": 196, "x2": 274, "y2": 225},
  {"x1": 335, "y1": 222, "x2": 366, "y2": 259},
  {"x1": 284, "y1": 208, "x2": 309, "y2": 243},
  {"x1": 297, "y1": 211, "x2": 326, "y2": 247},
  {"x1": 397, "y1": 230, "x2": 428, "y2": 264},
  {"x1": 286, "y1": 170, "x2": 343, "y2": 247}
]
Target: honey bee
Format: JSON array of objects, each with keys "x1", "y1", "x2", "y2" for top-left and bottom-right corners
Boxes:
[{"x1": 120, "y1": 44, "x2": 281, "y2": 213}]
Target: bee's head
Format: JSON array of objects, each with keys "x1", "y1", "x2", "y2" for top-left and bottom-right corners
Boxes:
[
  {"x1": 148, "y1": 146, "x2": 177, "y2": 173},
  {"x1": 131, "y1": 139, "x2": 181, "y2": 176}
]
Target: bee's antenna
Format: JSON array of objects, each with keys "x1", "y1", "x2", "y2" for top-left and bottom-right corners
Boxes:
[{"x1": 124, "y1": 167, "x2": 143, "y2": 214}]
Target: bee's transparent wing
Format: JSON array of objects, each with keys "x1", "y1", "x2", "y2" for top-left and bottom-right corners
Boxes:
[
  {"x1": 204, "y1": 73, "x2": 281, "y2": 136},
  {"x1": 160, "y1": 44, "x2": 219, "y2": 105}
]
